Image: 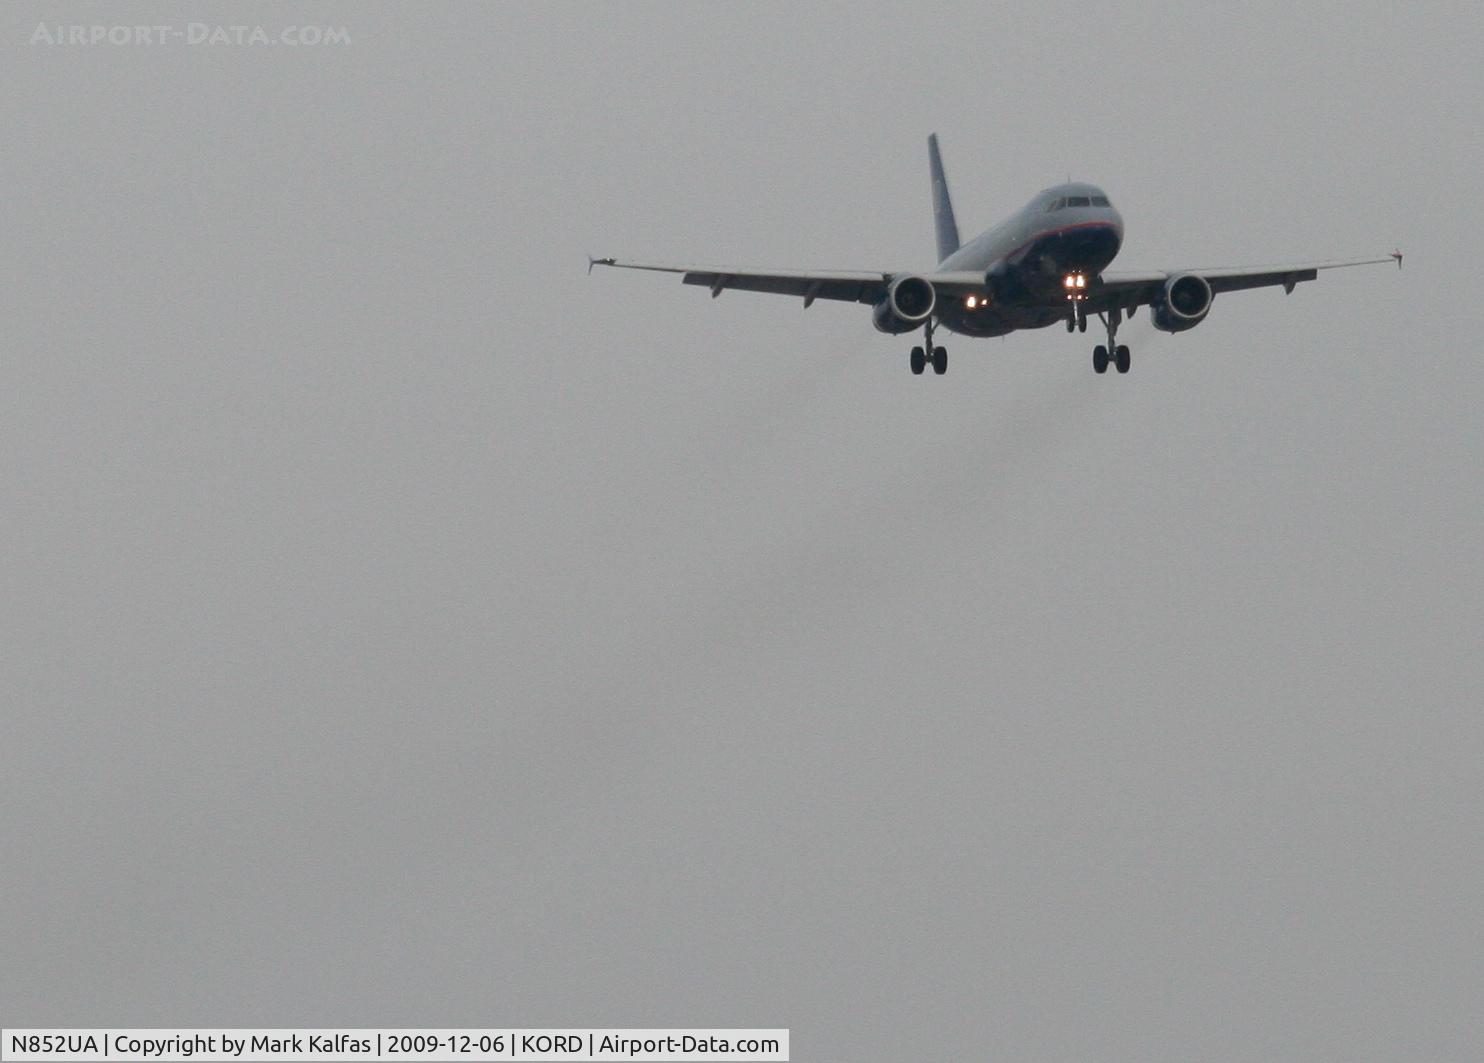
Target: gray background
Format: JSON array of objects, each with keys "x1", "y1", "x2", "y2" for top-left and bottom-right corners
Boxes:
[{"x1": 3, "y1": 2, "x2": 1481, "y2": 1059}]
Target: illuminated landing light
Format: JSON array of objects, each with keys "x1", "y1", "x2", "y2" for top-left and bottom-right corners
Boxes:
[{"x1": 966, "y1": 295, "x2": 978, "y2": 309}]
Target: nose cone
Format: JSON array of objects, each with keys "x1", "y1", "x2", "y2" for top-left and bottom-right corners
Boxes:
[
  {"x1": 1036, "y1": 183, "x2": 1124, "y2": 277},
  {"x1": 1060, "y1": 183, "x2": 1122, "y2": 245}
]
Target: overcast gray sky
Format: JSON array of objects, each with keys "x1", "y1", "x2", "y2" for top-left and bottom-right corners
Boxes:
[{"x1": 3, "y1": 2, "x2": 1482, "y2": 1059}]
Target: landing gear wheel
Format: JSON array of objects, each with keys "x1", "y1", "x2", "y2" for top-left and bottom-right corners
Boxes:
[
  {"x1": 1091, "y1": 309, "x2": 1126, "y2": 377},
  {"x1": 1077, "y1": 306, "x2": 1088, "y2": 333},
  {"x1": 932, "y1": 346, "x2": 947, "y2": 375},
  {"x1": 1066, "y1": 314, "x2": 1076, "y2": 333},
  {"x1": 910, "y1": 346, "x2": 925, "y2": 375}
]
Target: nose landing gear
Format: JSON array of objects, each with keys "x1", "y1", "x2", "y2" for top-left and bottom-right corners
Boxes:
[
  {"x1": 1063, "y1": 272, "x2": 1090, "y2": 334},
  {"x1": 1091, "y1": 308, "x2": 1131, "y2": 374},
  {"x1": 1065, "y1": 303, "x2": 1088, "y2": 333}
]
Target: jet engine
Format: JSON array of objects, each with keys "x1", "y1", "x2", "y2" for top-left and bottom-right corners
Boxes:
[
  {"x1": 872, "y1": 274, "x2": 937, "y2": 334},
  {"x1": 1151, "y1": 273, "x2": 1213, "y2": 333}
]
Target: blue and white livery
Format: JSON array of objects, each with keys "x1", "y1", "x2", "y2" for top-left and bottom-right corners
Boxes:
[{"x1": 593, "y1": 135, "x2": 1399, "y2": 376}]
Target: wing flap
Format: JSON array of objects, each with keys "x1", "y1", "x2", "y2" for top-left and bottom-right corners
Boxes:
[
  {"x1": 679, "y1": 269, "x2": 887, "y2": 305},
  {"x1": 1090, "y1": 256, "x2": 1397, "y2": 312},
  {"x1": 594, "y1": 259, "x2": 889, "y2": 304},
  {"x1": 593, "y1": 259, "x2": 995, "y2": 307}
]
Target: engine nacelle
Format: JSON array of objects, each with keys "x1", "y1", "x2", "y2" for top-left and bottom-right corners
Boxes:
[
  {"x1": 872, "y1": 274, "x2": 937, "y2": 334},
  {"x1": 1151, "y1": 273, "x2": 1213, "y2": 333}
]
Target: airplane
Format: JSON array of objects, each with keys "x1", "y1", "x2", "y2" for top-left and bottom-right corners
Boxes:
[{"x1": 592, "y1": 134, "x2": 1400, "y2": 376}]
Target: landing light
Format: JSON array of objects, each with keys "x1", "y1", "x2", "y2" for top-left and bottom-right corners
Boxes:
[{"x1": 966, "y1": 296, "x2": 977, "y2": 309}]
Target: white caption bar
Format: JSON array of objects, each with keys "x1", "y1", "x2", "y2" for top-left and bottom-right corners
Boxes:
[{"x1": 1, "y1": 1030, "x2": 788, "y2": 1063}]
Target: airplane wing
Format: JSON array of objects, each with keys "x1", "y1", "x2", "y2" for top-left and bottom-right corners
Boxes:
[
  {"x1": 1088, "y1": 254, "x2": 1401, "y2": 314},
  {"x1": 589, "y1": 257, "x2": 988, "y2": 308}
]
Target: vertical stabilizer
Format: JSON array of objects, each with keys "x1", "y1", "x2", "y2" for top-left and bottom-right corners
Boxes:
[{"x1": 928, "y1": 133, "x2": 960, "y2": 264}]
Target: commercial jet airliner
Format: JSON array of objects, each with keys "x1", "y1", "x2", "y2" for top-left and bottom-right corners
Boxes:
[{"x1": 592, "y1": 134, "x2": 1400, "y2": 376}]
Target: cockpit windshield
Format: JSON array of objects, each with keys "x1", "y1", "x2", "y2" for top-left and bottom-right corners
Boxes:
[{"x1": 1048, "y1": 194, "x2": 1112, "y2": 211}]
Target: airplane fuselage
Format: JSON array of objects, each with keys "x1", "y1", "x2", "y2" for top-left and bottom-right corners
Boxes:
[{"x1": 935, "y1": 181, "x2": 1123, "y2": 338}]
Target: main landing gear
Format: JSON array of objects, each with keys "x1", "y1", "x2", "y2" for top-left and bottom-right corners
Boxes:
[
  {"x1": 910, "y1": 318, "x2": 947, "y2": 376},
  {"x1": 1091, "y1": 308, "x2": 1131, "y2": 374}
]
